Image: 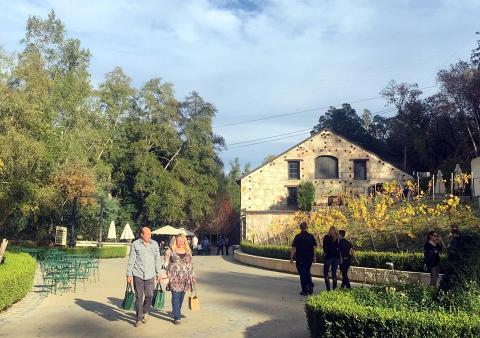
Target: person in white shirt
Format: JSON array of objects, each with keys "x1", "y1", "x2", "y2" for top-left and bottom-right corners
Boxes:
[{"x1": 192, "y1": 236, "x2": 199, "y2": 255}]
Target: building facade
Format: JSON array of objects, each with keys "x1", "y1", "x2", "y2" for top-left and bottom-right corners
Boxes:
[{"x1": 239, "y1": 129, "x2": 412, "y2": 241}]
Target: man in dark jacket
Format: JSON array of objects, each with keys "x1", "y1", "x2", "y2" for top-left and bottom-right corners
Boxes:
[{"x1": 290, "y1": 222, "x2": 317, "y2": 295}]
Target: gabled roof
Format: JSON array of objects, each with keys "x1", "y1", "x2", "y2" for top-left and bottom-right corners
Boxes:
[{"x1": 237, "y1": 127, "x2": 410, "y2": 182}]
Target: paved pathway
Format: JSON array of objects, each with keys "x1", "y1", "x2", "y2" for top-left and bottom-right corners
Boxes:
[{"x1": 0, "y1": 255, "x2": 321, "y2": 338}]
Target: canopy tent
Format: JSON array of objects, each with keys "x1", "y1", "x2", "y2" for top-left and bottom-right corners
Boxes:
[
  {"x1": 107, "y1": 221, "x2": 117, "y2": 240},
  {"x1": 152, "y1": 225, "x2": 195, "y2": 236},
  {"x1": 120, "y1": 223, "x2": 135, "y2": 240}
]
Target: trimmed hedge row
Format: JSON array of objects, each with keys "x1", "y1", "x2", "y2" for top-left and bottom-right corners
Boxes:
[
  {"x1": 305, "y1": 289, "x2": 480, "y2": 338},
  {"x1": 59, "y1": 246, "x2": 128, "y2": 258},
  {"x1": 8, "y1": 245, "x2": 128, "y2": 259},
  {"x1": 0, "y1": 252, "x2": 36, "y2": 312},
  {"x1": 240, "y1": 241, "x2": 446, "y2": 272}
]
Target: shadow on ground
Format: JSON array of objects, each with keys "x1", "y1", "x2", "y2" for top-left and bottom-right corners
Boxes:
[
  {"x1": 75, "y1": 297, "x2": 176, "y2": 326},
  {"x1": 200, "y1": 259, "x2": 314, "y2": 338}
]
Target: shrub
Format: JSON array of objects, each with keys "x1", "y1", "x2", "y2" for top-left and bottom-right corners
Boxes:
[
  {"x1": 0, "y1": 252, "x2": 36, "y2": 311},
  {"x1": 59, "y1": 246, "x2": 128, "y2": 258},
  {"x1": 240, "y1": 241, "x2": 445, "y2": 272},
  {"x1": 8, "y1": 245, "x2": 128, "y2": 259},
  {"x1": 297, "y1": 181, "x2": 315, "y2": 211},
  {"x1": 305, "y1": 287, "x2": 480, "y2": 338},
  {"x1": 439, "y1": 230, "x2": 480, "y2": 293}
]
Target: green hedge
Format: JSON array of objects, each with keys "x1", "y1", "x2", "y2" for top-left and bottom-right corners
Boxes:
[
  {"x1": 305, "y1": 288, "x2": 480, "y2": 338},
  {"x1": 0, "y1": 252, "x2": 36, "y2": 311},
  {"x1": 8, "y1": 245, "x2": 128, "y2": 259},
  {"x1": 240, "y1": 241, "x2": 446, "y2": 272},
  {"x1": 59, "y1": 246, "x2": 127, "y2": 258}
]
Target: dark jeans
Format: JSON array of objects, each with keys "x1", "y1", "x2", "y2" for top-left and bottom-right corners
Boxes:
[
  {"x1": 296, "y1": 260, "x2": 314, "y2": 292},
  {"x1": 133, "y1": 276, "x2": 155, "y2": 322},
  {"x1": 171, "y1": 291, "x2": 186, "y2": 321},
  {"x1": 217, "y1": 245, "x2": 224, "y2": 255},
  {"x1": 323, "y1": 257, "x2": 340, "y2": 291},
  {"x1": 225, "y1": 246, "x2": 230, "y2": 255},
  {"x1": 429, "y1": 265, "x2": 440, "y2": 286},
  {"x1": 340, "y1": 258, "x2": 351, "y2": 289}
]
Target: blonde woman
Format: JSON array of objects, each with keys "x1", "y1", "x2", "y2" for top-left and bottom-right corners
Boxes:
[
  {"x1": 322, "y1": 226, "x2": 340, "y2": 291},
  {"x1": 164, "y1": 234, "x2": 196, "y2": 324}
]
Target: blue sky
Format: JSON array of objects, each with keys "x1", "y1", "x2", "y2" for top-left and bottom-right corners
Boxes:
[{"x1": 0, "y1": 0, "x2": 479, "y2": 171}]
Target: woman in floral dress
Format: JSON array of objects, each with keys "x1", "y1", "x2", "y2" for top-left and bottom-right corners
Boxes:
[{"x1": 164, "y1": 234, "x2": 196, "y2": 324}]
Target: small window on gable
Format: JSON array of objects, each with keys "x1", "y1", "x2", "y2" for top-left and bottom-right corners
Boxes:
[
  {"x1": 354, "y1": 160, "x2": 367, "y2": 180},
  {"x1": 315, "y1": 156, "x2": 338, "y2": 179},
  {"x1": 288, "y1": 161, "x2": 300, "y2": 180}
]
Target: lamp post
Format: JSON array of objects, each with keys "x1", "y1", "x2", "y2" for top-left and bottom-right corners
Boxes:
[
  {"x1": 69, "y1": 194, "x2": 106, "y2": 248},
  {"x1": 69, "y1": 197, "x2": 78, "y2": 248},
  {"x1": 98, "y1": 196, "x2": 105, "y2": 247}
]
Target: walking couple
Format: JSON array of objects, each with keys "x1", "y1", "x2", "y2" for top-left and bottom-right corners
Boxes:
[
  {"x1": 290, "y1": 222, "x2": 354, "y2": 295},
  {"x1": 126, "y1": 227, "x2": 196, "y2": 327}
]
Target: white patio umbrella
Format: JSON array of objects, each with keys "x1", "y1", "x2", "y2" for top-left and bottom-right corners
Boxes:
[
  {"x1": 152, "y1": 225, "x2": 184, "y2": 236},
  {"x1": 107, "y1": 220, "x2": 117, "y2": 240},
  {"x1": 120, "y1": 223, "x2": 135, "y2": 240},
  {"x1": 435, "y1": 169, "x2": 446, "y2": 194}
]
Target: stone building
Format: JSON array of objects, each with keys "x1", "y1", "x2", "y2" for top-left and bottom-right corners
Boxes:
[{"x1": 238, "y1": 128, "x2": 412, "y2": 241}]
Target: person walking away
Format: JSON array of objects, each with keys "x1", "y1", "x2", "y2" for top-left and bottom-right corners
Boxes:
[
  {"x1": 202, "y1": 237, "x2": 210, "y2": 256},
  {"x1": 216, "y1": 235, "x2": 225, "y2": 255},
  {"x1": 192, "y1": 235, "x2": 199, "y2": 256},
  {"x1": 225, "y1": 237, "x2": 230, "y2": 255},
  {"x1": 339, "y1": 230, "x2": 354, "y2": 289},
  {"x1": 164, "y1": 234, "x2": 196, "y2": 324},
  {"x1": 323, "y1": 226, "x2": 340, "y2": 291},
  {"x1": 126, "y1": 227, "x2": 162, "y2": 327},
  {"x1": 290, "y1": 222, "x2": 317, "y2": 295},
  {"x1": 424, "y1": 231, "x2": 442, "y2": 286}
]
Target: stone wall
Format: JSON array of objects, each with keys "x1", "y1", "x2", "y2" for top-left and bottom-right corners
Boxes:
[
  {"x1": 234, "y1": 250, "x2": 434, "y2": 285},
  {"x1": 245, "y1": 211, "x2": 296, "y2": 242}
]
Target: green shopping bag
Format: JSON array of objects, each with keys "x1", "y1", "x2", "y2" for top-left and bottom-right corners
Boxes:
[
  {"x1": 122, "y1": 283, "x2": 135, "y2": 310},
  {"x1": 152, "y1": 283, "x2": 165, "y2": 310}
]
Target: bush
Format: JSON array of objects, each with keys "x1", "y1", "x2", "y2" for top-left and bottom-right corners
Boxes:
[
  {"x1": 297, "y1": 181, "x2": 315, "y2": 211},
  {"x1": 439, "y1": 230, "x2": 480, "y2": 293},
  {"x1": 0, "y1": 252, "x2": 36, "y2": 311},
  {"x1": 305, "y1": 287, "x2": 480, "y2": 338},
  {"x1": 59, "y1": 246, "x2": 128, "y2": 258},
  {"x1": 8, "y1": 245, "x2": 128, "y2": 259},
  {"x1": 240, "y1": 241, "x2": 445, "y2": 272}
]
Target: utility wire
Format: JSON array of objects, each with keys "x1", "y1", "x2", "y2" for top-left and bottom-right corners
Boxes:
[
  {"x1": 225, "y1": 106, "x2": 398, "y2": 150},
  {"x1": 214, "y1": 85, "x2": 437, "y2": 129}
]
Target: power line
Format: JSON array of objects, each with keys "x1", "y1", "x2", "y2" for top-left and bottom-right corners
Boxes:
[
  {"x1": 223, "y1": 104, "x2": 419, "y2": 151},
  {"x1": 227, "y1": 131, "x2": 311, "y2": 149},
  {"x1": 214, "y1": 85, "x2": 437, "y2": 129},
  {"x1": 227, "y1": 128, "x2": 312, "y2": 146}
]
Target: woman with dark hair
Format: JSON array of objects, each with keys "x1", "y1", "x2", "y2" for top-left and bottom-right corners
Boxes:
[
  {"x1": 424, "y1": 231, "x2": 442, "y2": 286},
  {"x1": 323, "y1": 226, "x2": 340, "y2": 291}
]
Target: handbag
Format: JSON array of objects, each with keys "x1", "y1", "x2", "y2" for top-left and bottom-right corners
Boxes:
[
  {"x1": 152, "y1": 283, "x2": 165, "y2": 309},
  {"x1": 188, "y1": 287, "x2": 200, "y2": 311},
  {"x1": 121, "y1": 283, "x2": 135, "y2": 311}
]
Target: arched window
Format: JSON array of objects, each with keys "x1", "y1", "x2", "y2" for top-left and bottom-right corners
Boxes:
[{"x1": 315, "y1": 156, "x2": 338, "y2": 179}]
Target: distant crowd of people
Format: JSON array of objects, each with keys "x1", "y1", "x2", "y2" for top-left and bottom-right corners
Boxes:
[{"x1": 290, "y1": 221, "x2": 448, "y2": 295}]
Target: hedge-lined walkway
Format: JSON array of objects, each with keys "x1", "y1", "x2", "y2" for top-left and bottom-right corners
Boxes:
[{"x1": 0, "y1": 255, "x2": 325, "y2": 338}]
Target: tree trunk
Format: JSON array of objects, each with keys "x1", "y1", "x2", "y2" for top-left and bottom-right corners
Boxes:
[{"x1": 403, "y1": 143, "x2": 407, "y2": 171}]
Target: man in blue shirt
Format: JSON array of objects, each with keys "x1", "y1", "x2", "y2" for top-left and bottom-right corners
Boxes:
[{"x1": 126, "y1": 227, "x2": 162, "y2": 327}]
